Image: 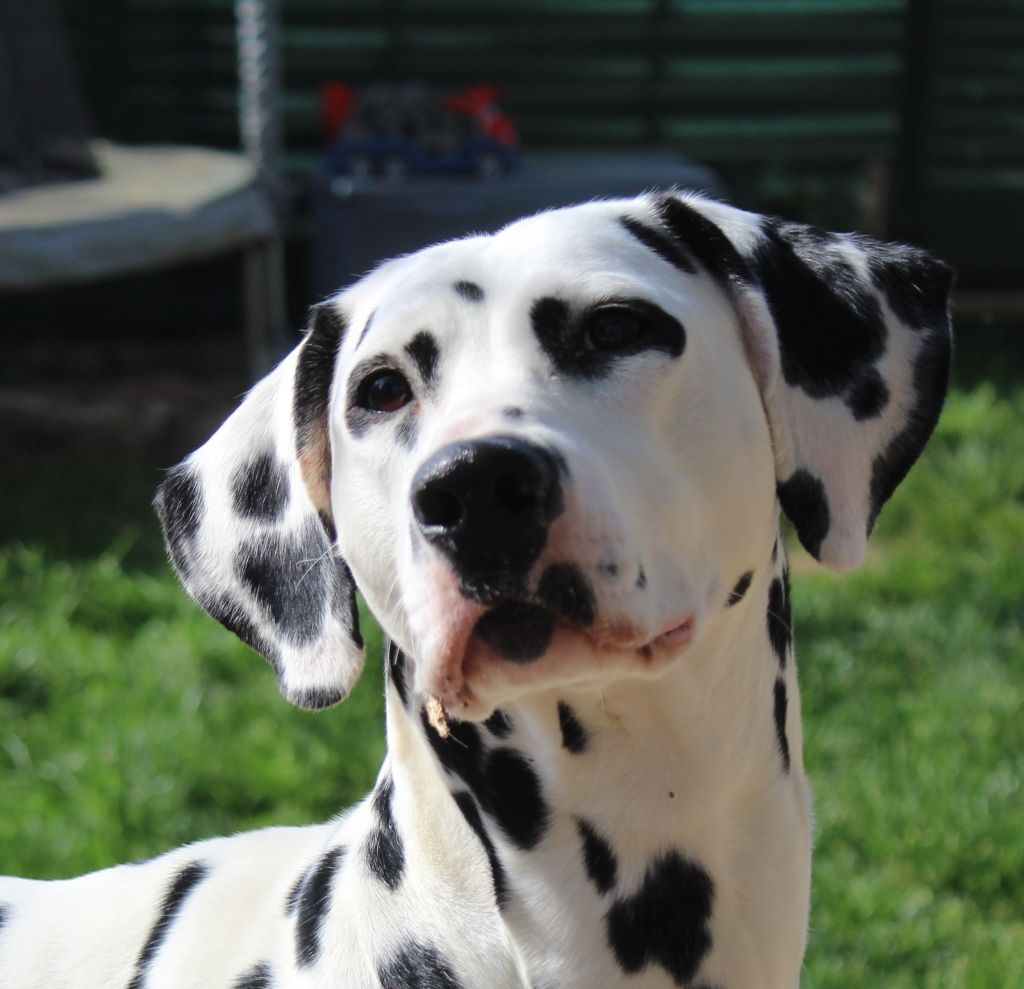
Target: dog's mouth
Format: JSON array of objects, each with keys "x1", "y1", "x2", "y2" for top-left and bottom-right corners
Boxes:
[{"x1": 419, "y1": 590, "x2": 696, "y2": 724}]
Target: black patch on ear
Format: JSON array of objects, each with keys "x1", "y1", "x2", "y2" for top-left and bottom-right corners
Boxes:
[
  {"x1": 233, "y1": 961, "x2": 272, "y2": 989},
  {"x1": 726, "y1": 570, "x2": 753, "y2": 607},
  {"x1": 538, "y1": 564, "x2": 596, "y2": 627},
  {"x1": 484, "y1": 708, "x2": 514, "y2": 738},
  {"x1": 606, "y1": 851, "x2": 715, "y2": 986},
  {"x1": 845, "y1": 366, "x2": 890, "y2": 420},
  {"x1": 531, "y1": 296, "x2": 686, "y2": 381},
  {"x1": 388, "y1": 640, "x2": 412, "y2": 707},
  {"x1": 332, "y1": 557, "x2": 363, "y2": 648},
  {"x1": 231, "y1": 452, "x2": 290, "y2": 521},
  {"x1": 653, "y1": 195, "x2": 753, "y2": 289},
  {"x1": 752, "y1": 220, "x2": 888, "y2": 403},
  {"x1": 422, "y1": 711, "x2": 550, "y2": 851},
  {"x1": 453, "y1": 280, "x2": 484, "y2": 302},
  {"x1": 868, "y1": 250, "x2": 953, "y2": 330},
  {"x1": 766, "y1": 574, "x2": 791, "y2": 670},
  {"x1": 237, "y1": 519, "x2": 333, "y2": 646},
  {"x1": 201, "y1": 590, "x2": 276, "y2": 667},
  {"x1": 366, "y1": 774, "x2": 405, "y2": 891},
  {"x1": 453, "y1": 791, "x2": 509, "y2": 908},
  {"x1": 619, "y1": 215, "x2": 697, "y2": 273},
  {"x1": 557, "y1": 701, "x2": 588, "y2": 754},
  {"x1": 295, "y1": 846, "x2": 345, "y2": 968},
  {"x1": 474, "y1": 602, "x2": 554, "y2": 663},
  {"x1": 127, "y1": 861, "x2": 209, "y2": 989},
  {"x1": 868, "y1": 325, "x2": 952, "y2": 532},
  {"x1": 405, "y1": 331, "x2": 440, "y2": 387},
  {"x1": 378, "y1": 942, "x2": 464, "y2": 989},
  {"x1": 776, "y1": 469, "x2": 830, "y2": 560},
  {"x1": 154, "y1": 464, "x2": 203, "y2": 577},
  {"x1": 774, "y1": 678, "x2": 791, "y2": 773},
  {"x1": 575, "y1": 817, "x2": 617, "y2": 894},
  {"x1": 295, "y1": 303, "x2": 347, "y2": 454}
]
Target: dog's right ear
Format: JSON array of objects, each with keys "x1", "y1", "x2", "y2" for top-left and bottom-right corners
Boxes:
[{"x1": 154, "y1": 301, "x2": 364, "y2": 710}]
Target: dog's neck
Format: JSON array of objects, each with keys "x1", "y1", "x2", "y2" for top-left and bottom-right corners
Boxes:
[{"x1": 375, "y1": 538, "x2": 809, "y2": 988}]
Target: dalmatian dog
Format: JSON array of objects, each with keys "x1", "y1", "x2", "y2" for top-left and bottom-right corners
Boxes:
[{"x1": 0, "y1": 192, "x2": 952, "y2": 988}]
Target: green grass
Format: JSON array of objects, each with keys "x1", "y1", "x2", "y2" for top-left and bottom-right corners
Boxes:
[{"x1": 1, "y1": 368, "x2": 1022, "y2": 985}]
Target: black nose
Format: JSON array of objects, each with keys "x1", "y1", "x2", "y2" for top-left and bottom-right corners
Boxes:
[{"x1": 411, "y1": 435, "x2": 564, "y2": 599}]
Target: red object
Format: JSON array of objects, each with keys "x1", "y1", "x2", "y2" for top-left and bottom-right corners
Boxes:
[
  {"x1": 322, "y1": 83, "x2": 356, "y2": 140},
  {"x1": 444, "y1": 85, "x2": 518, "y2": 147}
]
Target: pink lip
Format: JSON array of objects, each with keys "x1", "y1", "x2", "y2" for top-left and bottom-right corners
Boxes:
[{"x1": 650, "y1": 616, "x2": 695, "y2": 649}]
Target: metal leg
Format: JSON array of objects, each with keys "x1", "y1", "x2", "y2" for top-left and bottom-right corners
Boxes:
[{"x1": 243, "y1": 237, "x2": 288, "y2": 378}]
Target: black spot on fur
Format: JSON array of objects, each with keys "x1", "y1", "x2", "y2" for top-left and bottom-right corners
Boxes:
[
  {"x1": 388, "y1": 640, "x2": 412, "y2": 707},
  {"x1": 557, "y1": 701, "x2": 588, "y2": 754},
  {"x1": 868, "y1": 324, "x2": 952, "y2": 533},
  {"x1": 484, "y1": 708, "x2": 514, "y2": 738},
  {"x1": 474, "y1": 602, "x2": 554, "y2": 663},
  {"x1": 127, "y1": 861, "x2": 208, "y2": 989},
  {"x1": 154, "y1": 464, "x2": 203, "y2": 577},
  {"x1": 751, "y1": 220, "x2": 888, "y2": 404},
  {"x1": 285, "y1": 868, "x2": 307, "y2": 915},
  {"x1": 378, "y1": 941, "x2": 464, "y2": 989},
  {"x1": 237, "y1": 519, "x2": 332, "y2": 646},
  {"x1": 607, "y1": 851, "x2": 715, "y2": 986},
  {"x1": 231, "y1": 452, "x2": 290, "y2": 521},
  {"x1": 531, "y1": 296, "x2": 685, "y2": 380},
  {"x1": 295, "y1": 302, "x2": 346, "y2": 455},
  {"x1": 868, "y1": 249, "x2": 953, "y2": 330},
  {"x1": 454, "y1": 791, "x2": 508, "y2": 908},
  {"x1": 766, "y1": 575, "x2": 791, "y2": 670},
  {"x1": 776, "y1": 469, "x2": 831, "y2": 561},
  {"x1": 366, "y1": 775, "x2": 405, "y2": 891},
  {"x1": 636, "y1": 566, "x2": 647, "y2": 589},
  {"x1": 405, "y1": 331, "x2": 440, "y2": 387},
  {"x1": 845, "y1": 366, "x2": 890, "y2": 420},
  {"x1": 502, "y1": 406, "x2": 524, "y2": 419},
  {"x1": 453, "y1": 280, "x2": 484, "y2": 302},
  {"x1": 619, "y1": 215, "x2": 697, "y2": 273},
  {"x1": 0, "y1": 904, "x2": 8, "y2": 931},
  {"x1": 726, "y1": 570, "x2": 753, "y2": 607},
  {"x1": 575, "y1": 817, "x2": 617, "y2": 894},
  {"x1": 484, "y1": 748, "x2": 550, "y2": 850},
  {"x1": 653, "y1": 195, "x2": 753, "y2": 290},
  {"x1": 295, "y1": 846, "x2": 345, "y2": 968},
  {"x1": 538, "y1": 564, "x2": 596, "y2": 627},
  {"x1": 357, "y1": 309, "x2": 376, "y2": 348},
  {"x1": 774, "y1": 678, "x2": 791, "y2": 773},
  {"x1": 233, "y1": 961, "x2": 273, "y2": 989},
  {"x1": 422, "y1": 712, "x2": 550, "y2": 851}
]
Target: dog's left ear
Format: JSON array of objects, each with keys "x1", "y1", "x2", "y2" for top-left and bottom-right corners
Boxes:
[
  {"x1": 648, "y1": 193, "x2": 953, "y2": 570},
  {"x1": 154, "y1": 301, "x2": 364, "y2": 709}
]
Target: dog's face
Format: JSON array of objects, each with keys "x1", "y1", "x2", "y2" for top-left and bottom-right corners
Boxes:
[
  {"x1": 331, "y1": 204, "x2": 775, "y2": 714},
  {"x1": 156, "y1": 193, "x2": 952, "y2": 719}
]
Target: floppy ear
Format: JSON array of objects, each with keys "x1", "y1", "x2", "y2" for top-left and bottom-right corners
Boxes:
[
  {"x1": 154, "y1": 301, "x2": 363, "y2": 709},
  {"x1": 647, "y1": 192, "x2": 953, "y2": 570}
]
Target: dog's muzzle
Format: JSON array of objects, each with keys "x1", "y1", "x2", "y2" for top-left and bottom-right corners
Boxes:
[{"x1": 411, "y1": 435, "x2": 564, "y2": 601}]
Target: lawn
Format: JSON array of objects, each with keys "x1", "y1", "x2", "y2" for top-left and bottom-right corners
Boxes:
[{"x1": 1, "y1": 327, "x2": 1022, "y2": 986}]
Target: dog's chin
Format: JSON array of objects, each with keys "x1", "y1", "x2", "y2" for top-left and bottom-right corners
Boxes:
[{"x1": 419, "y1": 603, "x2": 697, "y2": 723}]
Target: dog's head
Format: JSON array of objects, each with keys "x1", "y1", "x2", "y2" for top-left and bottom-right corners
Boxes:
[{"x1": 155, "y1": 193, "x2": 952, "y2": 718}]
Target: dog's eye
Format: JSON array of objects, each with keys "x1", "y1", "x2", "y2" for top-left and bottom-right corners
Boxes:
[
  {"x1": 584, "y1": 307, "x2": 647, "y2": 352},
  {"x1": 358, "y1": 370, "x2": 413, "y2": 413}
]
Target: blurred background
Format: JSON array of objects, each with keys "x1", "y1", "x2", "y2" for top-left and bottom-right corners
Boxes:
[{"x1": 0, "y1": 1, "x2": 1021, "y2": 985}]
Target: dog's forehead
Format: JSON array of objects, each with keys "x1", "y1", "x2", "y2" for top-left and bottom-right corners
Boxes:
[{"x1": 346, "y1": 199, "x2": 666, "y2": 347}]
